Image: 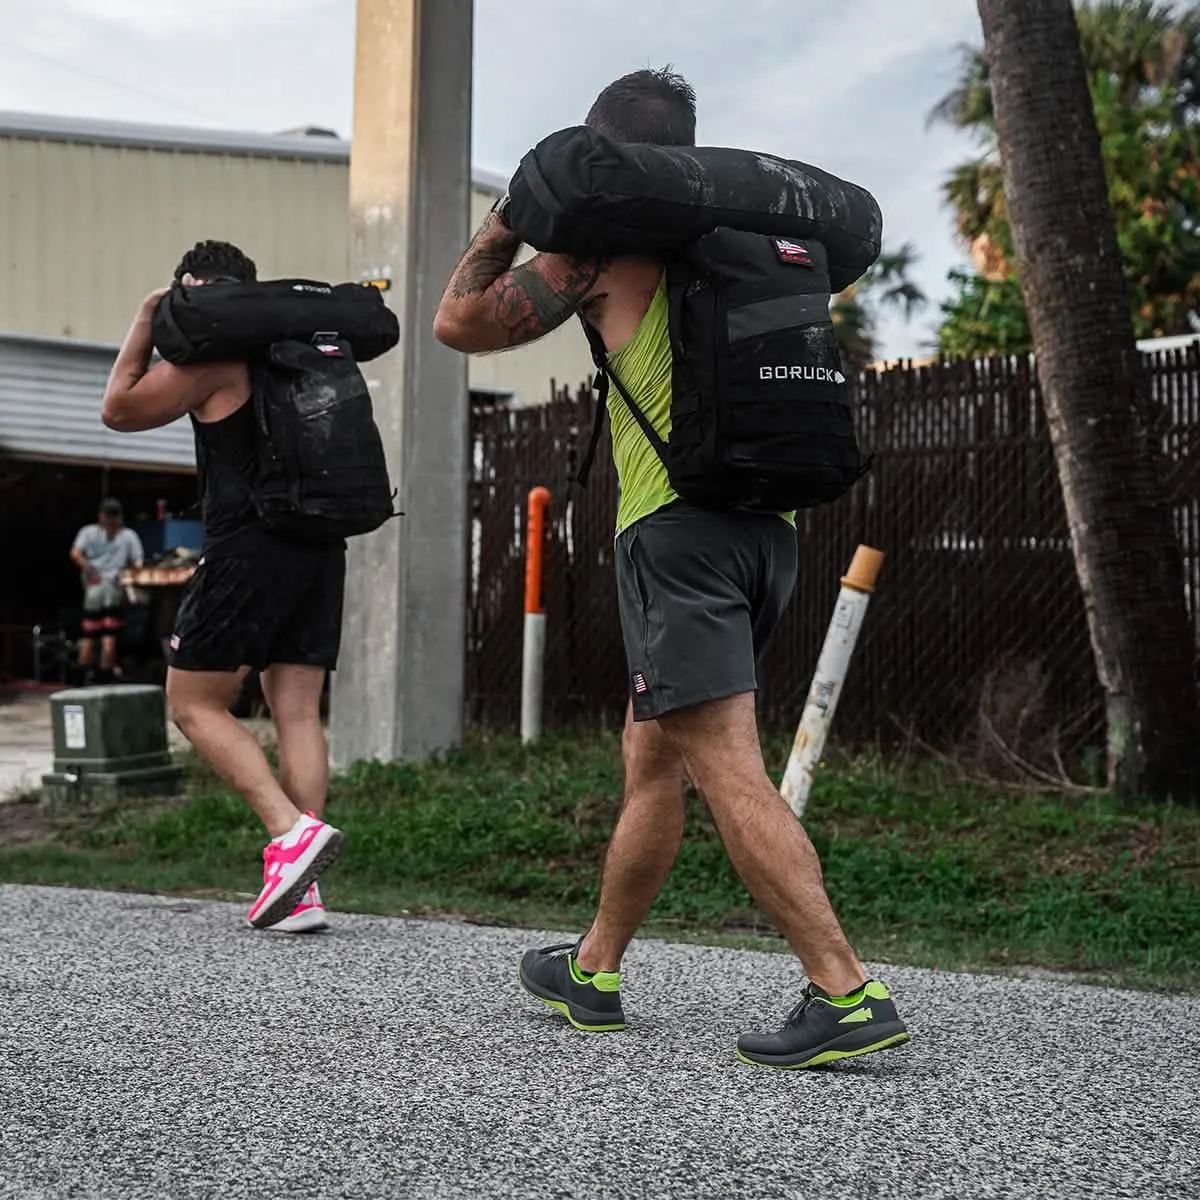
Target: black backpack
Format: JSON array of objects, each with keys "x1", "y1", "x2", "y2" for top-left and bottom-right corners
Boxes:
[
  {"x1": 248, "y1": 335, "x2": 398, "y2": 542},
  {"x1": 579, "y1": 228, "x2": 868, "y2": 513}
]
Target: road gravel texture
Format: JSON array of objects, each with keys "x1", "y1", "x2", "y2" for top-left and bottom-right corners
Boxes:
[{"x1": 1, "y1": 884, "x2": 1196, "y2": 1199}]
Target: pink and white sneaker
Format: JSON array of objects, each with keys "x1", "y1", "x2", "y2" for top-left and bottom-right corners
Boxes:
[
  {"x1": 269, "y1": 883, "x2": 330, "y2": 934},
  {"x1": 247, "y1": 813, "x2": 343, "y2": 929}
]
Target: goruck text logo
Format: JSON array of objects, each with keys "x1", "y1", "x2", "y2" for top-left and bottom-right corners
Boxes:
[{"x1": 759, "y1": 365, "x2": 846, "y2": 385}]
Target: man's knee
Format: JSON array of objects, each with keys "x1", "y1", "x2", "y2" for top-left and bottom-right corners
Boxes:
[
  {"x1": 267, "y1": 692, "x2": 323, "y2": 727},
  {"x1": 167, "y1": 699, "x2": 199, "y2": 739},
  {"x1": 622, "y1": 711, "x2": 684, "y2": 791},
  {"x1": 658, "y1": 693, "x2": 767, "y2": 797},
  {"x1": 166, "y1": 673, "x2": 231, "y2": 735},
  {"x1": 261, "y1": 665, "x2": 326, "y2": 727},
  {"x1": 166, "y1": 683, "x2": 199, "y2": 735}
]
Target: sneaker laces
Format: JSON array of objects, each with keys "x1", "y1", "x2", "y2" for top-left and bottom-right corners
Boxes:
[
  {"x1": 783, "y1": 982, "x2": 825, "y2": 1026},
  {"x1": 261, "y1": 840, "x2": 286, "y2": 880}
]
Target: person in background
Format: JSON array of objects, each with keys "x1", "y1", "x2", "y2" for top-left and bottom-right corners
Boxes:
[
  {"x1": 69, "y1": 498, "x2": 143, "y2": 683},
  {"x1": 99, "y1": 240, "x2": 344, "y2": 935}
]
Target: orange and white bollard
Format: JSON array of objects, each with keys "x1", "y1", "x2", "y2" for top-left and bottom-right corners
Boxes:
[
  {"x1": 521, "y1": 487, "x2": 552, "y2": 744},
  {"x1": 780, "y1": 545, "x2": 884, "y2": 819}
]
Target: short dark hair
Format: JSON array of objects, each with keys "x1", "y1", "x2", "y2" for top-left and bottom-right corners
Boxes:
[
  {"x1": 585, "y1": 66, "x2": 697, "y2": 146},
  {"x1": 173, "y1": 240, "x2": 258, "y2": 285},
  {"x1": 99, "y1": 498, "x2": 123, "y2": 520}
]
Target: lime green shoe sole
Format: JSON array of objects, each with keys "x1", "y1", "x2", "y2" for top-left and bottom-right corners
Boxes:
[{"x1": 736, "y1": 1030, "x2": 911, "y2": 1070}]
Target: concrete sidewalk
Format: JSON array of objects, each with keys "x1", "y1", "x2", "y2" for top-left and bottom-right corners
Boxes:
[
  {"x1": 0, "y1": 688, "x2": 273, "y2": 799},
  {"x1": 0, "y1": 690, "x2": 61, "y2": 799}
]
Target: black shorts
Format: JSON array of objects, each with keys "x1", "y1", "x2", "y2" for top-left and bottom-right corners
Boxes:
[
  {"x1": 615, "y1": 502, "x2": 798, "y2": 721},
  {"x1": 168, "y1": 534, "x2": 347, "y2": 673},
  {"x1": 80, "y1": 609, "x2": 123, "y2": 631}
]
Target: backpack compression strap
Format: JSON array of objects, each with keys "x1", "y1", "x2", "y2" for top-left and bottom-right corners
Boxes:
[{"x1": 576, "y1": 317, "x2": 670, "y2": 488}]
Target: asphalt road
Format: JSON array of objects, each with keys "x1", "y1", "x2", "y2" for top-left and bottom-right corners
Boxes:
[{"x1": 1, "y1": 884, "x2": 1196, "y2": 1199}]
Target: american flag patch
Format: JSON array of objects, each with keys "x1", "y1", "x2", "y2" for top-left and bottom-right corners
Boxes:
[
  {"x1": 773, "y1": 237, "x2": 813, "y2": 266},
  {"x1": 632, "y1": 672, "x2": 648, "y2": 695}
]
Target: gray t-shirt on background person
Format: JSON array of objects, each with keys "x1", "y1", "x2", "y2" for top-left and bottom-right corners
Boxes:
[{"x1": 72, "y1": 525, "x2": 144, "y2": 594}]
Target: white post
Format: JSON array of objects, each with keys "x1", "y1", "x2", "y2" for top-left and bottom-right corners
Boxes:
[
  {"x1": 521, "y1": 611, "x2": 547, "y2": 744},
  {"x1": 520, "y1": 487, "x2": 551, "y2": 744},
  {"x1": 780, "y1": 545, "x2": 884, "y2": 819}
]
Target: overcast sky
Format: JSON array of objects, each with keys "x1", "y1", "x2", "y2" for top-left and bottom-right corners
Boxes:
[{"x1": 0, "y1": 0, "x2": 988, "y2": 360}]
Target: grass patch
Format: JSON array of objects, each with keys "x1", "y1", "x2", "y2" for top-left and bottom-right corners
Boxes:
[{"x1": 2, "y1": 731, "x2": 1197, "y2": 992}]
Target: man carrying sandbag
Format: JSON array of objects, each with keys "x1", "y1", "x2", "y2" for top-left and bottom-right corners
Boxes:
[
  {"x1": 100, "y1": 239, "x2": 396, "y2": 934},
  {"x1": 434, "y1": 69, "x2": 909, "y2": 1069}
]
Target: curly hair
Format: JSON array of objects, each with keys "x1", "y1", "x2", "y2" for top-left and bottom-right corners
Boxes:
[
  {"x1": 585, "y1": 66, "x2": 697, "y2": 147},
  {"x1": 173, "y1": 240, "x2": 258, "y2": 285}
]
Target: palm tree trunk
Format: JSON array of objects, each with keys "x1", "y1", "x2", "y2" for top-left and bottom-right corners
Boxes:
[{"x1": 978, "y1": 0, "x2": 1199, "y2": 800}]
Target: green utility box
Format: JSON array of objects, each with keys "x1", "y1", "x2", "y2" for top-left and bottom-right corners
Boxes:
[{"x1": 41, "y1": 685, "x2": 184, "y2": 810}]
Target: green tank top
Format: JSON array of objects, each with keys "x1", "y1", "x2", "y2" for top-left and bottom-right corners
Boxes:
[
  {"x1": 606, "y1": 276, "x2": 677, "y2": 533},
  {"x1": 605, "y1": 275, "x2": 795, "y2": 534}
]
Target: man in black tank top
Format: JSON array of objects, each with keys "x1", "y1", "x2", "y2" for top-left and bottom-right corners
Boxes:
[{"x1": 101, "y1": 240, "x2": 344, "y2": 934}]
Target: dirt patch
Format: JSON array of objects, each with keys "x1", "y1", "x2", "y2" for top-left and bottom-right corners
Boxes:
[
  {"x1": 1032, "y1": 823, "x2": 1170, "y2": 876},
  {"x1": 0, "y1": 794, "x2": 133, "y2": 848},
  {"x1": 0, "y1": 796, "x2": 59, "y2": 846},
  {"x1": 569, "y1": 791, "x2": 619, "y2": 836}
]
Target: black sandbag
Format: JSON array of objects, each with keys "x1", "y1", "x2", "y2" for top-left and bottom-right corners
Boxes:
[
  {"x1": 507, "y1": 126, "x2": 882, "y2": 292},
  {"x1": 152, "y1": 279, "x2": 400, "y2": 366}
]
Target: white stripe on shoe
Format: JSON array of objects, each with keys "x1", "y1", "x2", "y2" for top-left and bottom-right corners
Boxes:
[{"x1": 270, "y1": 884, "x2": 330, "y2": 934}]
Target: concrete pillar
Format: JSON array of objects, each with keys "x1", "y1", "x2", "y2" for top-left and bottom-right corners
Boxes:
[{"x1": 330, "y1": 0, "x2": 473, "y2": 766}]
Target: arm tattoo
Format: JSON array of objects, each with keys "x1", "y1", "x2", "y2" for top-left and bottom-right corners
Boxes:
[
  {"x1": 445, "y1": 212, "x2": 605, "y2": 347},
  {"x1": 489, "y1": 255, "x2": 606, "y2": 346},
  {"x1": 448, "y1": 216, "x2": 522, "y2": 300}
]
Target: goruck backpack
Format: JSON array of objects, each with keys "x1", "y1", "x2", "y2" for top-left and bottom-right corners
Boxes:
[
  {"x1": 153, "y1": 279, "x2": 400, "y2": 541},
  {"x1": 249, "y1": 334, "x2": 398, "y2": 542},
  {"x1": 579, "y1": 227, "x2": 868, "y2": 513}
]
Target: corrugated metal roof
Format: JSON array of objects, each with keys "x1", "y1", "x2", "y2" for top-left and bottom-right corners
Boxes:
[
  {"x1": 0, "y1": 109, "x2": 509, "y2": 194},
  {"x1": 0, "y1": 334, "x2": 195, "y2": 472}
]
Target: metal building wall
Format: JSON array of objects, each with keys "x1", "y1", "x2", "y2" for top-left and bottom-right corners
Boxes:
[
  {"x1": 0, "y1": 115, "x2": 595, "y2": 406},
  {"x1": 0, "y1": 136, "x2": 348, "y2": 343},
  {"x1": 0, "y1": 334, "x2": 194, "y2": 471}
]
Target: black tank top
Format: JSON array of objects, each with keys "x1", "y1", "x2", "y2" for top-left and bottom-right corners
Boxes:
[{"x1": 191, "y1": 399, "x2": 260, "y2": 551}]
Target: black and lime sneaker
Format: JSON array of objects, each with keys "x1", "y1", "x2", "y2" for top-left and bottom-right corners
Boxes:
[
  {"x1": 518, "y1": 941, "x2": 626, "y2": 1032},
  {"x1": 736, "y1": 979, "x2": 910, "y2": 1069}
]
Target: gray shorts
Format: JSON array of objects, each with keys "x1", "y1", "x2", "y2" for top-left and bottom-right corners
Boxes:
[
  {"x1": 83, "y1": 580, "x2": 124, "y2": 614},
  {"x1": 615, "y1": 502, "x2": 798, "y2": 721}
]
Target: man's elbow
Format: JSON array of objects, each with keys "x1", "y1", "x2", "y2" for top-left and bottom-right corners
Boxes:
[
  {"x1": 101, "y1": 399, "x2": 135, "y2": 432},
  {"x1": 432, "y1": 309, "x2": 479, "y2": 353}
]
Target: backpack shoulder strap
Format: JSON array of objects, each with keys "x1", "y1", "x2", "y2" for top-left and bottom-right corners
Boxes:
[
  {"x1": 575, "y1": 316, "x2": 669, "y2": 490},
  {"x1": 575, "y1": 318, "x2": 609, "y2": 489},
  {"x1": 250, "y1": 357, "x2": 272, "y2": 435}
]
